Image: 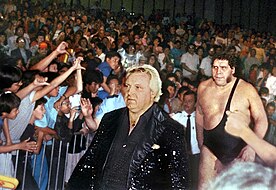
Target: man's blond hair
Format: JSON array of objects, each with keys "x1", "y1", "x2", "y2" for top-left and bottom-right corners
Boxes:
[{"x1": 126, "y1": 64, "x2": 162, "y2": 102}]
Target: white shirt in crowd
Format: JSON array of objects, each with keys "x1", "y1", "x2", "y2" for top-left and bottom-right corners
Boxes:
[{"x1": 171, "y1": 111, "x2": 200, "y2": 155}]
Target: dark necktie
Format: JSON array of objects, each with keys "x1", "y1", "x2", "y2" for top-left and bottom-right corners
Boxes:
[{"x1": 186, "y1": 114, "x2": 191, "y2": 151}]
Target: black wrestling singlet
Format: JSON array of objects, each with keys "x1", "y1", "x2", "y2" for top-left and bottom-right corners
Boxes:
[{"x1": 203, "y1": 78, "x2": 246, "y2": 165}]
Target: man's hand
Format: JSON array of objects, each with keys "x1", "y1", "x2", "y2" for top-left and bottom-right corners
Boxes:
[
  {"x1": 71, "y1": 57, "x2": 85, "y2": 71},
  {"x1": 225, "y1": 110, "x2": 250, "y2": 137},
  {"x1": 225, "y1": 110, "x2": 256, "y2": 161},
  {"x1": 237, "y1": 145, "x2": 256, "y2": 162},
  {"x1": 55, "y1": 41, "x2": 69, "y2": 55},
  {"x1": 19, "y1": 138, "x2": 37, "y2": 152},
  {"x1": 80, "y1": 98, "x2": 93, "y2": 117},
  {"x1": 33, "y1": 75, "x2": 49, "y2": 87}
]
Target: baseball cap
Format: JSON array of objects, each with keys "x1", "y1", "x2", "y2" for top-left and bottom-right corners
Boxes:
[{"x1": 39, "y1": 42, "x2": 48, "y2": 49}]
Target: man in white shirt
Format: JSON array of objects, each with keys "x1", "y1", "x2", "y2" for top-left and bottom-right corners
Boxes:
[
  {"x1": 200, "y1": 48, "x2": 215, "y2": 78},
  {"x1": 171, "y1": 90, "x2": 200, "y2": 189},
  {"x1": 265, "y1": 65, "x2": 276, "y2": 100},
  {"x1": 180, "y1": 44, "x2": 199, "y2": 81}
]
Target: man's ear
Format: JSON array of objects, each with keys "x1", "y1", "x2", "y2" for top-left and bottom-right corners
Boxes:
[
  {"x1": 1, "y1": 112, "x2": 8, "y2": 118},
  {"x1": 232, "y1": 67, "x2": 235, "y2": 75}
]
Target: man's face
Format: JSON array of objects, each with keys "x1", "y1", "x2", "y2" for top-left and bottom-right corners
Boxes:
[
  {"x1": 6, "y1": 108, "x2": 19, "y2": 120},
  {"x1": 251, "y1": 49, "x2": 256, "y2": 57},
  {"x1": 9, "y1": 80, "x2": 23, "y2": 93},
  {"x1": 266, "y1": 105, "x2": 275, "y2": 116},
  {"x1": 18, "y1": 38, "x2": 25, "y2": 48},
  {"x1": 33, "y1": 104, "x2": 46, "y2": 120},
  {"x1": 188, "y1": 46, "x2": 195, "y2": 54},
  {"x1": 38, "y1": 48, "x2": 48, "y2": 56},
  {"x1": 60, "y1": 99, "x2": 71, "y2": 114},
  {"x1": 107, "y1": 56, "x2": 120, "y2": 70},
  {"x1": 212, "y1": 59, "x2": 235, "y2": 86},
  {"x1": 124, "y1": 72, "x2": 154, "y2": 115},
  {"x1": 86, "y1": 82, "x2": 100, "y2": 94},
  {"x1": 108, "y1": 78, "x2": 121, "y2": 94},
  {"x1": 37, "y1": 36, "x2": 45, "y2": 43},
  {"x1": 48, "y1": 64, "x2": 58, "y2": 73},
  {"x1": 16, "y1": 28, "x2": 24, "y2": 37},
  {"x1": 167, "y1": 86, "x2": 175, "y2": 99},
  {"x1": 183, "y1": 94, "x2": 196, "y2": 114}
]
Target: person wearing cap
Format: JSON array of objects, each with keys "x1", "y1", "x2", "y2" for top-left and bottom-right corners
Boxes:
[
  {"x1": 28, "y1": 41, "x2": 49, "y2": 69},
  {"x1": 30, "y1": 31, "x2": 46, "y2": 56}
]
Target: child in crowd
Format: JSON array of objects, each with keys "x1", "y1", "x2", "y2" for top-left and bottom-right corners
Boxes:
[
  {"x1": 0, "y1": 91, "x2": 37, "y2": 178},
  {"x1": 56, "y1": 97, "x2": 89, "y2": 183}
]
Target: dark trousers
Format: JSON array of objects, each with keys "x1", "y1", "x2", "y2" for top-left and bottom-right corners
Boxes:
[{"x1": 188, "y1": 153, "x2": 200, "y2": 190}]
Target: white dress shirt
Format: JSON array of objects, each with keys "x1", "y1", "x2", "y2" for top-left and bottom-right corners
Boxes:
[{"x1": 171, "y1": 111, "x2": 200, "y2": 154}]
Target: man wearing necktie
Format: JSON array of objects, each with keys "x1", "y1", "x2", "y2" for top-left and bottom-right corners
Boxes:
[{"x1": 171, "y1": 90, "x2": 200, "y2": 189}]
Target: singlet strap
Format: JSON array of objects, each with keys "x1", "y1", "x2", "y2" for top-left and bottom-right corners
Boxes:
[{"x1": 224, "y1": 78, "x2": 240, "y2": 112}]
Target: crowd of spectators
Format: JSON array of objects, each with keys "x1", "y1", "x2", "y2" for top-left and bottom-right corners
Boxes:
[{"x1": 0, "y1": 0, "x2": 276, "y2": 189}]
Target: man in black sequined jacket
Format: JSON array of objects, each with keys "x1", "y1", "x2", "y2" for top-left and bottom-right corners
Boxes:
[{"x1": 67, "y1": 65, "x2": 189, "y2": 190}]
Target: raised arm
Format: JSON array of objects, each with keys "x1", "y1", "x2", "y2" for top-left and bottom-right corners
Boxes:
[
  {"x1": 32, "y1": 57, "x2": 85, "y2": 103},
  {"x1": 80, "y1": 98, "x2": 98, "y2": 132},
  {"x1": 29, "y1": 41, "x2": 69, "y2": 71},
  {"x1": 16, "y1": 75, "x2": 49, "y2": 100},
  {"x1": 225, "y1": 110, "x2": 276, "y2": 167},
  {"x1": 53, "y1": 57, "x2": 84, "y2": 110}
]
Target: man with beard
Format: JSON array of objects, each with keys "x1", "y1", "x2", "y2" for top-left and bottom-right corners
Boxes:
[{"x1": 196, "y1": 53, "x2": 268, "y2": 189}]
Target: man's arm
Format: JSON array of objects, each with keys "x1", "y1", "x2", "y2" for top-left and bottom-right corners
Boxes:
[
  {"x1": 54, "y1": 59, "x2": 84, "y2": 109},
  {"x1": 225, "y1": 110, "x2": 276, "y2": 167},
  {"x1": 237, "y1": 83, "x2": 268, "y2": 161},
  {"x1": 16, "y1": 75, "x2": 49, "y2": 100},
  {"x1": 2, "y1": 119, "x2": 12, "y2": 145},
  {"x1": 196, "y1": 98, "x2": 204, "y2": 147},
  {"x1": 0, "y1": 138, "x2": 37, "y2": 153},
  {"x1": 29, "y1": 41, "x2": 68, "y2": 71},
  {"x1": 247, "y1": 84, "x2": 268, "y2": 138},
  {"x1": 32, "y1": 57, "x2": 85, "y2": 103},
  {"x1": 181, "y1": 62, "x2": 197, "y2": 75}
]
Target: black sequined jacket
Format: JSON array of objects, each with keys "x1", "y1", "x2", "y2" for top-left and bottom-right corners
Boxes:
[{"x1": 67, "y1": 103, "x2": 189, "y2": 190}]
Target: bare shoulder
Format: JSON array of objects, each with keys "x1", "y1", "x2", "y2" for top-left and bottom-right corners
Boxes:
[
  {"x1": 198, "y1": 79, "x2": 213, "y2": 93},
  {"x1": 237, "y1": 79, "x2": 259, "y2": 97}
]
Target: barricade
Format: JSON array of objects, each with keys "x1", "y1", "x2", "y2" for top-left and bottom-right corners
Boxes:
[{"x1": 3, "y1": 133, "x2": 94, "y2": 190}]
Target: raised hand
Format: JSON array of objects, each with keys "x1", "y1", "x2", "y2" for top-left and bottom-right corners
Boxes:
[
  {"x1": 71, "y1": 56, "x2": 85, "y2": 71},
  {"x1": 56, "y1": 41, "x2": 69, "y2": 55},
  {"x1": 80, "y1": 98, "x2": 93, "y2": 117},
  {"x1": 33, "y1": 75, "x2": 49, "y2": 87}
]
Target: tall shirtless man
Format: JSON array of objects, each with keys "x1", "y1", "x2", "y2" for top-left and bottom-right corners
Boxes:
[{"x1": 196, "y1": 54, "x2": 268, "y2": 189}]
